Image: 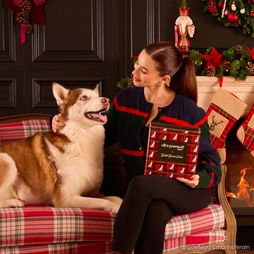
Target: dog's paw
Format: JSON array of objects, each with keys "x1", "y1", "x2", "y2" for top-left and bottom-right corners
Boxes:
[
  {"x1": 106, "y1": 196, "x2": 122, "y2": 205},
  {"x1": 1, "y1": 199, "x2": 24, "y2": 208},
  {"x1": 104, "y1": 196, "x2": 123, "y2": 213}
]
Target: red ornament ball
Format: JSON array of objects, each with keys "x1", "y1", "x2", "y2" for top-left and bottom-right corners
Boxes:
[{"x1": 227, "y1": 12, "x2": 239, "y2": 23}]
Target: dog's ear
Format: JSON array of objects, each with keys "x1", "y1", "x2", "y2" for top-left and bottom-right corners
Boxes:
[
  {"x1": 52, "y1": 82, "x2": 69, "y2": 105},
  {"x1": 93, "y1": 84, "x2": 100, "y2": 95}
]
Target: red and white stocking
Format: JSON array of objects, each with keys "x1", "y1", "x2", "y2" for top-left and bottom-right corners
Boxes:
[
  {"x1": 237, "y1": 104, "x2": 254, "y2": 157},
  {"x1": 206, "y1": 88, "x2": 247, "y2": 163}
]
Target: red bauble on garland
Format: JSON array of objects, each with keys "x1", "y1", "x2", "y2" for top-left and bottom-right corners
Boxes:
[{"x1": 227, "y1": 12, "x2": 239, "y2": 23}]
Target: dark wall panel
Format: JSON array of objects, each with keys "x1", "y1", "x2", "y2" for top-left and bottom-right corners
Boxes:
[
  {"x1": 32, "y1": 0, "x2": 105, "y2": 62},
  {"x1": 0, "y1": 0, "x2": 120, "y2": 117},
  {"x1": 0, "y1": 10, "x2": 15, "y2": 63},
  {"x1": 0, "y1": 0, "x2": 253, "y2": 117}
]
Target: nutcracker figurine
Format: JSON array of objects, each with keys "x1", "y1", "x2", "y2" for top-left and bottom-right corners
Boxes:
[{"x1": 174, "y1": 0, "x2": 195, "y2": 52}]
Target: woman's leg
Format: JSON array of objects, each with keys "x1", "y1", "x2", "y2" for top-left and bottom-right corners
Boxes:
[
  {"x1": 112, "y1": 175, "x2": 211, "y2": 254},
  {"x1": 134, "y1": 200, "x2": 173, "y2": 254}
]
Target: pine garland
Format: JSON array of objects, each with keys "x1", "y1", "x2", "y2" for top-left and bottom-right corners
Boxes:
[
  {"x1": 189, "y1": 44, "x2": 254, "y2": 80},
  {"x1": 202, "y1": 0, "x2": 254, "y2": 37},
  {"x1": 116, "y1": 44, "x2": 254, "y2": 89}
]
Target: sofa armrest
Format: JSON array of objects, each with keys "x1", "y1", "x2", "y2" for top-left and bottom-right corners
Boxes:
[{"x1": 0, "y1": 113, "x2": 51, "y2": 144}]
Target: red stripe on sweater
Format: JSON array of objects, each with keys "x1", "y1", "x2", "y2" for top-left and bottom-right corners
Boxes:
[
  {"x1": 114, "y1": 97, "x2": 149, "y2": 118},
  {"x1": 207, "y1": 171, "x2": 215, "y2": 188},
  {"x1": 159, "y1": 115, "x2": 207, "y2": 127},
  {"x1": 121, "y1": 148, "x2": 145, "y2": 157}
]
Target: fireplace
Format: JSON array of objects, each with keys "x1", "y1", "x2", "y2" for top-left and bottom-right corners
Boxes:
[
  {"x1": 197, "y1": 76, "x2": 254, "y2": 217},
  {"x1": 225, "y1": 118, "x2": 254, "y2": 222},
  {"x1": 197, "y1": 76, "x2": 254, "y2": 248}
]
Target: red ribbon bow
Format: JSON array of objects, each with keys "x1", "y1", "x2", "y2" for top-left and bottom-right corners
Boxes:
[{"x1": 4, "y1": 0, "x2": 47, "y2": 44}]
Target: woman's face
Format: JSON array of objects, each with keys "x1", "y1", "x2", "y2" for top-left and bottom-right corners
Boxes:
[{"x1": 132, "y1": 49, "x2": 163, "y2": 88}]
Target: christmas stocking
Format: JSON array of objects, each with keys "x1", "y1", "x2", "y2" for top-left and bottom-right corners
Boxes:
[
  {"x1": 206, "y1": 88, "x2": 247, "y2": 164},
  {"x1": 236, "y1": 104, "x2": 254, "y2": 157}
]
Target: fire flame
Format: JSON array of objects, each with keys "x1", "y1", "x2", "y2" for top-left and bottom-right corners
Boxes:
[
  {"x1": 227, "y1": 167, "x2": 254, "y2": 200},
  {"x1": 236, "y1": 168, "x2": 250, "y2": 199}
]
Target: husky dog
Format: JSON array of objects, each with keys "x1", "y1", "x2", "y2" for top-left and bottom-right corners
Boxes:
[{"x1": 0, "y1": 83, "x2": 122, "y2": 213}]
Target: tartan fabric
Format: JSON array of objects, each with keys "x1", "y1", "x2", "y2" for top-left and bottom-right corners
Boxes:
[
  {"x1": 0, "y1": 206, "x2": 115, "y2": 248},
  {"x1": 0, "y1": 241, "x2": 112, "y2": 254},
  {"x1": 206, "y1": 103, "x2": 237, "y2": 149},
  {"x1": 0, "y1": 229, "x2": 225, "y2": 254},
  {"x1": 0, "y1": 118, "x2": 226, "y2": 253},
  {"x1": 0, "y1": 230, "x2": 226, "y2": 254},
  {"x1": 239, "y1": 105, "x2": 254, "y2": 151},
  {"x1": 163, "y1": 229, "x2": 225, "y2": 252},
  {"x1": 0, "y1": 204, "x2": 224, "y2": 249},
  {"x1": 164, "y1": 204, "x2": 224, "y2": 239},
  {"x1": 0, "y1": 119, "x2": 50, "y2": 145}
]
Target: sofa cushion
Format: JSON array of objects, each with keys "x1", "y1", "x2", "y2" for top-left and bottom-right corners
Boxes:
[
  {"x1": 0, "y1": 229, "x2": 226, "y2": 254},
  {"x1": 0, "y1": 204, "x2": 224, "y2": 249},
  {"x1": 164, "y1": 229, "x2": 226, "y2": 251},
  {"x1": 0, "y1": 119, "x2": 50, "y2": 144},
  {"x1": 0, "y1": 206, "x2": 115, "y2": 248},
  {"x1": 165, "y1": 204, "x2": 224, "y2": 239}
]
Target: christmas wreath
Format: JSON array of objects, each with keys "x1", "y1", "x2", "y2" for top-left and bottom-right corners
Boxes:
[{"x1": 202, "y1": 0, "x2": 254, "y2": 37}]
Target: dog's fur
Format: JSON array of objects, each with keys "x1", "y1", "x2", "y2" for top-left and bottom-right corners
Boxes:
[{"x1": 0, "y1": 83, "x2": 122, "y2": 213}]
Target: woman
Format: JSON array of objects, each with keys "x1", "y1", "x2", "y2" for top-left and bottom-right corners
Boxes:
[{"x1": 52, "y1": 42, "x2": 221, "y2": 254}]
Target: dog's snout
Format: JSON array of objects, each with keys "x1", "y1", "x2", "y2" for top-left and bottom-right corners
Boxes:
[{"x1": 101, "y1": 97, "x2": 110, "y2": 104}]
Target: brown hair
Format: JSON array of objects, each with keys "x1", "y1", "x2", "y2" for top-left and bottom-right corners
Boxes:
[{"x1": 144, "y1": 41, "x2": 197, "y2": 103}]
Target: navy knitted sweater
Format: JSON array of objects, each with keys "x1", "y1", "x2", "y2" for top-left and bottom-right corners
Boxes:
[{"x1": 104, "y1": 86, "x2": 221, "y2": 189}]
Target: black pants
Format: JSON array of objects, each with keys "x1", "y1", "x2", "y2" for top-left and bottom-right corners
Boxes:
[{"x1": 112, "y1": 175, "x2": 211, "y2": 254}]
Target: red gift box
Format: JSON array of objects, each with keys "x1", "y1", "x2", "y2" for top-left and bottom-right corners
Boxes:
[{"x1": 144, "y1": 122, "x2": 201, "y2": 179}]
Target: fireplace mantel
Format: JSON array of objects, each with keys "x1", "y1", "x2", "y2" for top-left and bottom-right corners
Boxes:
[{"x1": 197, "y1": 76, "x2": 254, "y2": 115}]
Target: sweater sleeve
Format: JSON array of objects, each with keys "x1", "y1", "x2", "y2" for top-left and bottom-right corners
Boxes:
[
  {"x1": 196, "y1": 120, "x2": 222, "y2": 189},
  {"x1": 104, "y1": 98, "x2": 118, "y2": 148}
]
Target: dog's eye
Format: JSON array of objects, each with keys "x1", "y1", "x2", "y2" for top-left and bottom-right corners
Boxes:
[{"x1": 80, "y1": 95, "x2": 88, "y2": 101}]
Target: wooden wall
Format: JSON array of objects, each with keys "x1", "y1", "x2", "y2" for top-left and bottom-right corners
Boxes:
[{"x1": 0, "y1": 0, "x2": 253, "y2": 116}]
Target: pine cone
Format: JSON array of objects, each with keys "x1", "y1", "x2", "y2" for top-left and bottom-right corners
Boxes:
[
  {"x1": 22, "y1": 0, "x2": 32, "y2": 14},
  {"x1": 234, "y1": 44, "x2": 244, "y2": 55},
  {"x1": 205, "y1": 65, "x2": 216, "y2": 77},
  {"x1": 223, "y1": 61, "x2": 231, "y2": 73},
  {"x1": 246, "y1": 62, "x2": 254, "y2": 75},
  {"x1": 16, "y1": 12, "x2": 26, "y2": 24},
  {"x1": 25, "y1": 23, "x2": 33, "y2": 34}
]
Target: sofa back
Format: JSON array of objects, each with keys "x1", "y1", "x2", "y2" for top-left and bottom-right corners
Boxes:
[{"x1": 0, "y1": 114, "x2": 51, "y2": 145}]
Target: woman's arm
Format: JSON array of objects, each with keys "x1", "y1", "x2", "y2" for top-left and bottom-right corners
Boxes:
[{"x1": 195, "y1": 121, "x2": 222, "y2": 189}]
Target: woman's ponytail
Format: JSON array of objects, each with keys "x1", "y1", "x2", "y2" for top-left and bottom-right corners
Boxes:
[{"x1": 170, "y1": 56, "x2": 197, "y2": 103}]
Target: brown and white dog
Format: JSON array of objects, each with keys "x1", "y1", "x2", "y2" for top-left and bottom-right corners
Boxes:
[{"x1": 0, "y1": 83, "x2": 122, "y2": 213}]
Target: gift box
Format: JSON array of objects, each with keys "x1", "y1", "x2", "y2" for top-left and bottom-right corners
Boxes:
[{"x1": 144, "y1": 122, "x2": 200, "y2": 179}]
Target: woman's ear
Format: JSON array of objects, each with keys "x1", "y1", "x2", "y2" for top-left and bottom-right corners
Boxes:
[{"x1": 162, "y1": 75, "x2": 171, "y2": 86}]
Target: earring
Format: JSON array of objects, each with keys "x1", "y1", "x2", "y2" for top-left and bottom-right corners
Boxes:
[{"x1": 165, "y1": 82, "x2": 170, "y2": 87}]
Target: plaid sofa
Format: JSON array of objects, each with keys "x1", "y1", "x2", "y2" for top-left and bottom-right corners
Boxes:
[{"x1": 0, "y1": 114, "x2": 236, "y2": 254}]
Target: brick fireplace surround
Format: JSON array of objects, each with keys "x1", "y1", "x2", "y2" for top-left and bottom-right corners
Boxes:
[{"x1": 197, "y1": 76, "x2": 254, "y2": 250}]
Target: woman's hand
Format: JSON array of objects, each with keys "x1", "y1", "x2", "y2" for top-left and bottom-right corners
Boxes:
[
  {"x1": 177, "y1": 174, "x2": 199, "y2": 188},
  {"x1": 52, "y1": 114, "x2": 65, "y2": 133}
]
